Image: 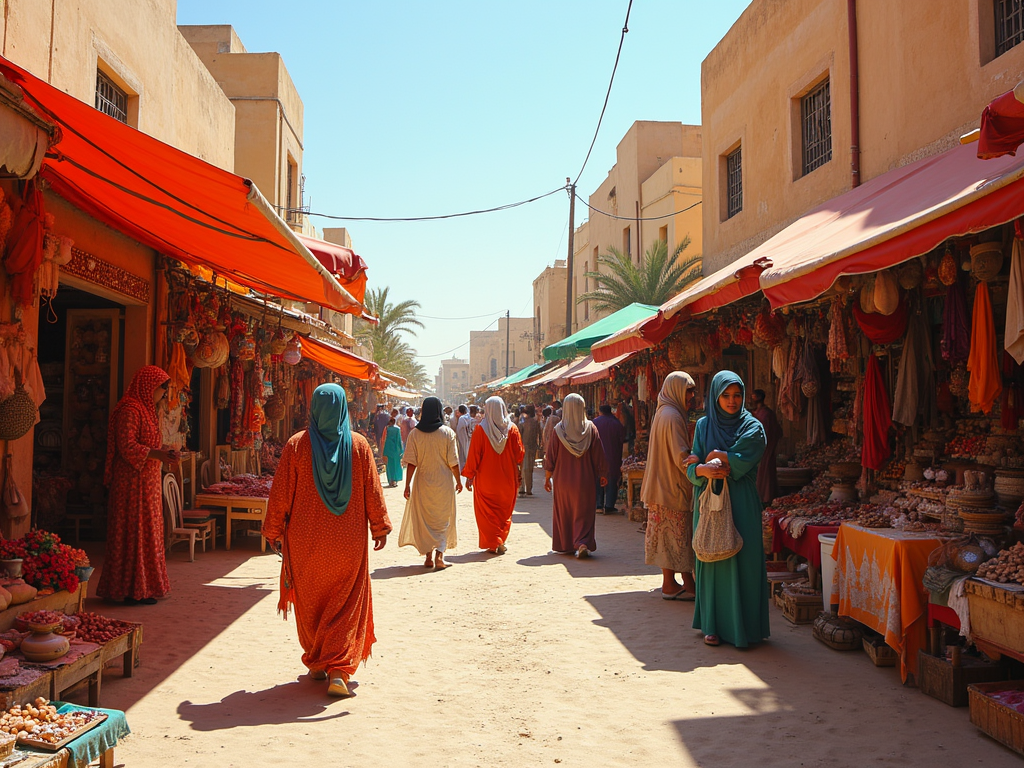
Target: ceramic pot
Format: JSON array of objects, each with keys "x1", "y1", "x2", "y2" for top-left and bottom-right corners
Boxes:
[
  {"x1": 21, "y1": 627, "x2": 70, "y2": 662},
  {"x1": 0, "y1": 559, "x2": 22, "y2": 578}
]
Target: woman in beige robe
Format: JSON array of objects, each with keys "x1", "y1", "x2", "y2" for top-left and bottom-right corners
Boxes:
[{"x1": 641, "y1": 371, "x2": 698, "y2": 600}]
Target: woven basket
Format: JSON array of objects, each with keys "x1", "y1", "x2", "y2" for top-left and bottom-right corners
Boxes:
[
  {"x1": 812, "y1": 613, "x2": 863, "y2": 651},
  {"x1": 971, "y1": 241, "x2": 1004, "y2": 282},
  {"x1": 0, "y1": 384, "x2": 37, "y2": 441}
]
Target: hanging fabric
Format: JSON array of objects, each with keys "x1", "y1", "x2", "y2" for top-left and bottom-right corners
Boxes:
[
  {"x1": 1006, "y1": 238, "x2": 1024, "y2": 364},
  {"x1": 968, "y1": 281, "x2": 1002, "y2": 414},
  {"x1": 852, "y1": 291, "x2": 908, "y2": 344},
  {"x1": 862, "y1": 354, "x2": 893, "y2": 471},
  {"x1": 892, "y1": 297, "x2": 934, "y2": 427},
  {"x1": 4, "y1": 180, "x2": 44, "y2": 308},
  {"x1": 826, "y1": 297, "x2": 850, "y2": 373},
  {"x1": 941, "y1": 278, "x2": 971, "y2": 363}
]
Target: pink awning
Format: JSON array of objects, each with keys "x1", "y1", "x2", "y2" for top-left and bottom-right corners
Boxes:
[
  {"x1": 523, "y1": 358, "x2": 586, "y2": 388},
  {"x1": 561, "y1": 352, "x2": 633, "y2": 385}
]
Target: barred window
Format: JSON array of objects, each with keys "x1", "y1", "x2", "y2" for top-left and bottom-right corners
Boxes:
[
  {"x1": 996, "y1": 0, "x2": 1024, "y2": 57},
  {"x1": 801, "y1": 79, "x2": 832, "y2": 176},
  {"x1": 95, "y1": 70, "x2": 128, "y2": 124},
  {"x1": 726, "y1": 146, "x2": 742, "y2": 219}
]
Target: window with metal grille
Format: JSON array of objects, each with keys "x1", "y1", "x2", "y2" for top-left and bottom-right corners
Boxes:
[
  {"x1": 726, "y1": 146, "x2": 742, "y2": 219},
  {"x1": 997, "y1": 0, "x2": 1024, "y2": 56},
  {"x1": 801, "y1": 79, "x2": 832, "y2": 175},
  {"x1": 95, "y1": 70, "x2": 128, "y2": 124}
]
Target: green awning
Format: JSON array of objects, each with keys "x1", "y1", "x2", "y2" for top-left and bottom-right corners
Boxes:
[
  {"x1": 490, "y1": 362, "x2": 547, "y2": 389},
  {"x1": 542, "y1": 303, "x2": 660, "y2": 361}
]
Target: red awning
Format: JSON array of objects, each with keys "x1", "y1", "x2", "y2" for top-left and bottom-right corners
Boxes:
[
  {"x1": 522, "y1": 359, "x2": 580, "y2": 388},
  {"x1": 0, "y1": 56, "x2": 366, "y2": 315},
  {"x1": 300, "y1": 335, "x2": 378, "y2": 381},
  {"x1": 296, "y1": 234, "x2": 368, "y2": 306},
  {"x1": 561, "y1": 352, "x2": 633, "y2": 385},
  {"x1": 978, "y1": 83, "x2": 1024, "y2": 160}
]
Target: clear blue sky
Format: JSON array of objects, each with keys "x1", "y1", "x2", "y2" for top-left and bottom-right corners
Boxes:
[{"x1": 175, "y1": 0, "x2": 751, "y2": 379}]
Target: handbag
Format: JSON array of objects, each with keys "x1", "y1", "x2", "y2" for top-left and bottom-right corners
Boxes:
[{"x1": 692, "y1": 474, "x2": 743, "y2": 562}]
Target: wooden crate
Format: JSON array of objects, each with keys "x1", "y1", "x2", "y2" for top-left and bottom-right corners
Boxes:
[
  {"x1": 863, "y1": 636, "x2": 898, "y2": 667},
  {"x1": 969, "y1": 681, "x2": 1024, "y2": 755},
  {"x1": 919, "y1": 651, "x2": 1006, "y2": 707},
  {"x1": 965, "y1": 580, "x2": 1024, "y2": 660},
  {"x1": 777, "y1": 590, "x2": 821, "y2": 625}
]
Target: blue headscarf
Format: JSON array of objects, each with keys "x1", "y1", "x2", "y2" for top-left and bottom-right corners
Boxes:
[
  {"x1": 701, "y1": 370, "x2": 761, "y2": 453},
  {"x1": 308, "y1": 384, "x2": 353, "y2": 516}
]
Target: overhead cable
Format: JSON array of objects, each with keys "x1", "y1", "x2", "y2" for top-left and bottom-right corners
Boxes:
[{"x1": 575, "y1": 193, "x2": 702, "y2": 221}]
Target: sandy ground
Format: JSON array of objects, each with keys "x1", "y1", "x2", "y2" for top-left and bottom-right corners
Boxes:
[{"x1": 71, "y1": 466, "x2": 1019, "y2": 767}]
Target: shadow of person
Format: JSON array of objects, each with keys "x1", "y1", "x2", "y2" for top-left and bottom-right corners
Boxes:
[
  {"x1": 370, "y1": 564, "x2": 434, "y2": 580},
  {"x1": 177, "y1": 680, "x2": 351, "y2": 731},
  {"x1": 444, "y1": 551, "x2": 497, "y2": 564}
]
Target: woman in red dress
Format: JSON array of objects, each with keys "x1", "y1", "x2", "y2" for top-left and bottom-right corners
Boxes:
[{"x1": 96, "y1": 365, "x2": 178, "y2": 605}]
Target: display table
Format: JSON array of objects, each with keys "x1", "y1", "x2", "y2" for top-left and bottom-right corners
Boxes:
[
  {"x1": 771, "y1": 518, "x2": 840, "y2": 568},
  {"x1": 624, "y1": 468, "x2": 644, "y2": 509},
  {"x1": 830, "y1": 524, "x2": 947, "y2": 682},
  {"x1": 194, "y1": 493, "x2": 269, "y2": 552},
  {"x1": 0, "y1": 586, "x2": 85, "y2": 633},
  {"x1": 965, "y1": 579, "x2": 1024, "y2": 663}
]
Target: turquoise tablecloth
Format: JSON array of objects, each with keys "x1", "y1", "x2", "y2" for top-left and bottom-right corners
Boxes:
[{"x1": 23, "y1": 703, "x2": 130, "y2": 768}]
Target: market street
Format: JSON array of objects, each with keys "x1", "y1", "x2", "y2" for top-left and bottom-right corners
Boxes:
[{"x1": 72, "y1": 467, "x2": 1013, "y2": 767}]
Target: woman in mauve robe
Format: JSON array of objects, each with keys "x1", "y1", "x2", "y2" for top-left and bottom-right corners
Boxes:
[
  {"x1": 543, "y1": 394, "x2": 608, "y2": 558},
  {"x1": 263, "y1": 385, "x2": 391, "y2": 697},
  {"x1": 463, "y1": 396, "x2": 524, "y2": 554}
]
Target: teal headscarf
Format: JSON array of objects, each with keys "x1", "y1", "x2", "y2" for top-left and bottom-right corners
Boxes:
[
  {"x1": 702, "y1": 370, "x2": 761, "y2": 452},
  {"x1": 308, "y1": 384, "x2": 353, "y2": 515}
]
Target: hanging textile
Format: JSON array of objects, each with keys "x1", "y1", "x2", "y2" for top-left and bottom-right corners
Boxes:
[
  {"x1": 4, "y1": 179, "x2": 44, "y2": 307},
  {"x1": 941, "y1": 279, "x2": 971, "y2": 363},
  {"x1": 968, "y1": 281, "x2": 1002, "y2": 414},
  {"x1": 852, "y1": 292, "x2": 908, "y2": 345},
  {"x1": 1002, "y1": 353, "x2": 1023, "y2": 430},
  {"x1": 862, "y1": 354, "x2": 892, "y2": 471},
  {"x1": 826, "y1": 297, "x2": 850, "y2": 373},
  {"x1": 892, "y1": 299, "x2": 934, "y2": 427},
  {"x1": 1006, "y1": 238, "x2": 1024, "y2": 364},
  {"x1": 778, "y1": 338, "x2": 802, "y2": 422}
]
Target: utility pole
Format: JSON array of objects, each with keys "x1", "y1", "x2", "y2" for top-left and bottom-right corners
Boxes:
[
  {"x1": 505, "y1": 309, "x2": 511, "y2": 378},
  {"x1": 564, "y1": 178, "x2": 576, "y2": 339}
]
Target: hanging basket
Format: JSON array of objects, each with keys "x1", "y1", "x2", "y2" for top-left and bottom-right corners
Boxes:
[
  {"x1": 0, "y1": 383, "x2": 36, "y2": 442},
  {"x1": 970, "y1": 241, "x2": 1004, "y2": 282},
  {"x1": 192, "y1": 331, "x2": 229, "y2": 369},
  {"x1": 264, "y1": 395, "x2": 285, "y2": 422}
]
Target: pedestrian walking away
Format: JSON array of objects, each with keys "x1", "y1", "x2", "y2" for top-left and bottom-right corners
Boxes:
[
  {"x1": 398, "y1": 396, "x2": 463, "y2": 569},
  {"x1": 519, "y1": 404, "x2": 541, "y2": 495},
  {"x1": 456, "y1": 405, "x2": 477, "y2": 474},
  {"x1": 641, "y1": 371, "x2": 699, "y2": 601},
  {"x1": 262, "y1": 384, "x2": 392, "y2": 698},
  {"x1": 373, "y1": 404, "x2": 390, "y2": 454},
  {"x1": 687, "y1": 370, "x2": 769, "y2": 648},
  {"x1": 542, "y1": 393, "x2": 608, "y2": 559},
  {"x1": 463, "y1": 396, "x2": 524, "y2": 555},
  {"x1": 383, "y1": 417, "x2": 404, "y2": 487},
  {"x1": 593, "y1": 403, "x2": 626, "y2": 513}
]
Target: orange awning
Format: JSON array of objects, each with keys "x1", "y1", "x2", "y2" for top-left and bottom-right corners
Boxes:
[
  {"x1": 561, "y1": 352, "x2": 633, "y2": 385},
  {"x1": 0, "y1": 56, "x2": 366, "y2": 315},
  {"x1": 300, "y1": 335, "x2": 378, "y2": 381}
]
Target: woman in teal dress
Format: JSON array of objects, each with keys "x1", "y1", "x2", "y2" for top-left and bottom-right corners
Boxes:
[
  {"x1": 686, "y1": 370, "x2": 769, "y2": 648},
  {"x1": 383, "y1": 418, "x2": 404, "y2": 487}
]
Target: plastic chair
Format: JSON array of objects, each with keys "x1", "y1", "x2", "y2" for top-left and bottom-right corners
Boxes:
[{"x1": 163, "y1": 474, "x2": 215, "y2": 560}]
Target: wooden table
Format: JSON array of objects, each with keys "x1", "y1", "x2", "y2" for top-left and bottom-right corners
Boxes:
[
  {"x1": 624, "y1": 468, "x2": 645, "y2": 509},
  {"x1": 965, "y1": 579, "x2": 1024, "y2": 663},
  {"x1": 194, "y1": 493, "x2": 269, "y2": 552}
]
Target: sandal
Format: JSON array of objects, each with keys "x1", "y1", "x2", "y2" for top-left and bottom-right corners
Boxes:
[
  {"x1": 327, "y1": 674, "x2": 353, "y2": 698},
  {"x1": 575, "y1": 545, "x2": 590, "y2": 559},
  {"x1": 704, "y1": 634, "x2": 720, "y2": 646}
]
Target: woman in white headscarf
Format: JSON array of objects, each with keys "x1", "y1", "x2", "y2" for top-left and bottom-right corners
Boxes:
[
  {"x1": 641, "y1": 371, "x2": 699, "y2": 600},
  {"x1": 542, "y1": 393, "x2": 608, "y2": 558},
  {"x1": 463, "y1": 396, "x2": 525, "y2": 555}
]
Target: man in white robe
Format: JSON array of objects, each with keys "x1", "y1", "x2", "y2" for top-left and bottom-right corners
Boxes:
[{"x1": 456, "y1": 405, "x2": 477, "y2": 473}]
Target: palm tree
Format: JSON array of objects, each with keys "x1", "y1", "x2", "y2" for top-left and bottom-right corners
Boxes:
[
  {"x1": 355, "y1": 286, "x2": 428, "y2": 388},
  {"x1": 576, "y1": 237, "x2": 701, "y2": 313}
]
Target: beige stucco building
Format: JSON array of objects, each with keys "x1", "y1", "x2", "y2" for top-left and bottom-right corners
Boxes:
[
  {"x1": 469, "y1": 316, "x2": 534, "y2": 385},
  {"x1": 701, "y1": 0, "x2": 1024, "y2": 275},
  {"x1": 570, "y1": 121, "x2": 702, "y2": 334},
  {"x1": 532, "y1": 260, "x2": 567, "y2": 362},
  {"x1": 436, "y1": 358, "x2": 470, "y2": 404}
]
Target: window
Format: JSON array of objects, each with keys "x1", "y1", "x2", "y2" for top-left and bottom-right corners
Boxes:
[
  {"x1": 95, "y1": 70, "x2": 128, "y2": 124},
  {"x1": 997, "y1": 0, "x2": 1024, "y2": 56},
  {"x1": 658, "y1": 225, "x2": 668, "y2": 245},
  {"x1": 726, "y1": 146, "x2": 742, "y2": 219},
  {"x1": 285, "y1": 158, "x2": 298, "y2": 223},
  {"x1": 490, "y1": 359, "x2": 497, "y2": 378},
  {"x1": 801, "y1": 79, "x2": 832, "y2": 175},
  {"x1": 623, "y1": 227, "x2": 631, "y2": 257}
]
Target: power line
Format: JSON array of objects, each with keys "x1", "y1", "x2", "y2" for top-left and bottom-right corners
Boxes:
[
  {"x1": 418, "y1": 310, "x2": 506, "y2": 321},
  {"x1": 573, "y1": 0, "x2": 634, "y2": 186},
  {"x1": 417, "y1": 317, "x2": 500, "y2": 358},
  {"x1": 575, "y1": 192, "x2": 702, "y2": 221},
  {"x1": 277, "y1": 186, "x2": 565, "y2": 223}
]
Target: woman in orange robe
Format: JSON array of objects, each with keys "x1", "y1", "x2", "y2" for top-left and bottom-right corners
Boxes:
[
  {"x1": 263, "y1": 384, "x2": 392, "y2": 697},
  {"x1": 463, "y1": 396, "x2": 524, "y2": 555}
]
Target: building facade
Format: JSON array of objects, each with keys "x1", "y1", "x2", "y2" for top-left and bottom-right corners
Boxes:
[
  {"x1": 435, "y1": 358, "x2": 470, "y2": 404},
  {"x1": 532, "y1": 259, "x2": 567, "y2": 362},
  {"x1": 469, "y1": 316, "x2": 534, "y2": 385},
  {"x1": 701, "y1": 0, "x2": 1024, "y2": 275}
]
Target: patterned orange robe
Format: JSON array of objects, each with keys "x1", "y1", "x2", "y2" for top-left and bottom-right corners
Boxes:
[
  {"x1": 462, "y1": 424, "x2": 524, "y2": 550},
  {"x1": 263, "y1": 431, "x2": 391, "y2": 677}
]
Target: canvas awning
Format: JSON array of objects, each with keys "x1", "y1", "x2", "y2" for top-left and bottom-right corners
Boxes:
[
  {"x1": 300, "y1": 335, "x2": 378, "y2": 381},
  {"x1": 542, "y1": 303, "x2": 659, "y2": 361},
  {"x1": 491, "y1": 362, "x2": 550, "y2": 389},
  {"x1": 977, "y1": 81, "x2": 1024, "y2": 160},
  {"x1": 560, "y1": 352, "x2": 633, "y2": 385},
  {"x1": 522, "y1": 358, "x2": 585, "y2": 388},
  {"x1": 0, "y1": 56, "x2": 368, "y2": 316},
  {"x1": 297, "y1": 234, "x2": 368, "y2": 307}
]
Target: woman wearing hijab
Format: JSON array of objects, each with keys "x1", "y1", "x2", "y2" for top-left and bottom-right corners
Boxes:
[
  {"x1": 383, "y1": 417, "x2": 404, "y2": 487},
  {"x1": 463, "y1": 396, "x2": 525, "y2": 555},
  {"x1": 542, "y1": 393, "x2": 608, "y2": 558},
  {"x1": 399, "y1": 396, "x2": 462, "y2": 569},
  {"x1": 97, "y1": 366, "x2": 179, "y2": 605},
  {"x1": 686, "y1": 371, "x2": 769, "y2": 648},
  {"x1": 263, "y1": 384, "x2": 392, "y2": 697},
  {"x1": 642, "y1": 372, "x2": 699, "y2": 600}
]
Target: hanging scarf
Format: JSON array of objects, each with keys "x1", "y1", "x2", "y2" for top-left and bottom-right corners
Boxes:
[
  {"x1": 481, "y1": 395, "x2": 511, "y2": 454},
  {"x1": 778, "y1": 338, "x2": 802, "y2": 422},
  {"x1": 701, "y1": 370, "x2": 761, "y2": 453},
  {"x1": 826, "y1": 297, "x2": 850, "y2": 373},
  {"x1": 4, "y1": 179, "x2": 44, "y2": 308},
  {"x1": 554, "y1": 393, "x2": 594, "y2": 457},
  {"x1": 861, "y1": 354, "x2": 892, "y2": 471},
  {"x1": 308, "y1": 384, "x2": 353, "y2": 516},
  {"x1": 415, "y1": 397, "x2": 445, "y2": 433},
  {"x1": 1006, "y1": 239, "x2": 1024, "y2": 363},
  {"x1": 941, "y1": 279, "x2": 971, "y2": 363},
  {"x1": 968, "y1": 281, "x2": 1002, "y2": 414},
  {"x1": 852, "y1": 292, "x2": 908, "y2": 345},
  {"x1": 105, "y1": 365, "x2": 169, "y2": 485},
  {"x1": 892, "y1": 298, "x2": 934, "y2": 427}
]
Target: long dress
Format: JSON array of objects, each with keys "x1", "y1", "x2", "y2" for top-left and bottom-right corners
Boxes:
[
  {"x1": 456, "y1": 415, "x2": 474, "y2": 472},
  {"x1": 96, "y1": 404, "x2": 170, "y2": 601},
  {"x1": 398, "y1": 426, "x2": 460, "y2": 554},
  {"x1": 642, "y1": 404, "x2": 695, "y2": 573},
  {"x1": 262, "y1": 431, "x2": 392, "y2": 677},
  {"x1": 686, "y1": 418, "x2": 769, "y2": 647},
  {"x1": 383, "y1": 424, "x2": 404, "y2": 484},
  {"x1": 542, "y1": 431, "x2": 607, "y2": 553},
  {"x1": 463, "y1": 424, "x2": 524, "y2": 550}
]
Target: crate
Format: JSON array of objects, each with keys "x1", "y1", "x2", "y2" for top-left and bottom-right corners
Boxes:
[
  {"x1": 863, "y1": 636, "x2": 898, "y2": 667},
  {"x1": 919, "y1": 651, "x2": 1006, "y2": 707},
  {"x1": 968, "y1": 681, "x2": 1024, "y2": 755},
  {"x1": 777, "y1": 590, "x2": 821, "y2": 625}
]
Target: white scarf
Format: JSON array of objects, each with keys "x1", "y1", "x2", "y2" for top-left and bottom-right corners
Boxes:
[
  {"x1": 554, "y1": 393, "x2": 594, "y2": 458},
  {"x1": 481, "y1": 396, "x2": 511, "y2": 454}
]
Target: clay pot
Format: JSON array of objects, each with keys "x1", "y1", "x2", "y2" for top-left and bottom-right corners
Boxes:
[{"x1": 21, "y1": 626, "x2": 70, "y2": 662}]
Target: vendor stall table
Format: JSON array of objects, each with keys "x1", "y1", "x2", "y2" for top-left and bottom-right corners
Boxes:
[
  {"x1": 965, "y1": 579, "x2": 1024, "y2": 664},
  {"x1": 194, "y1": 493, "x2": 268, "y2": 552},
  {"x1": 0, "y1": 586, "x2": 85, "y2": 633},
  {"x1": 624, "y1": 468, "x2": 644, "y2": 510},
  {"x1": 771, "y1": 519, "x2": 840, "y2": 568},
  {"x1": 830, "y1": 524, "x2": 948, "y2": 682}
]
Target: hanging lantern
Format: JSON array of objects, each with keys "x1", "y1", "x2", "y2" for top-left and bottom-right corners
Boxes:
[
  {"x1": 283, "y1": 335, "x2": 302, "y2": 366},
  {"x1": 939, "y1": 246, "x2": 958, "y2": 286}
]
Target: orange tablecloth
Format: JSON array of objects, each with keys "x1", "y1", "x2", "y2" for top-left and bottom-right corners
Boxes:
[{"x1": 830, "y1": 524, "x2": 946, "y2": 682}]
